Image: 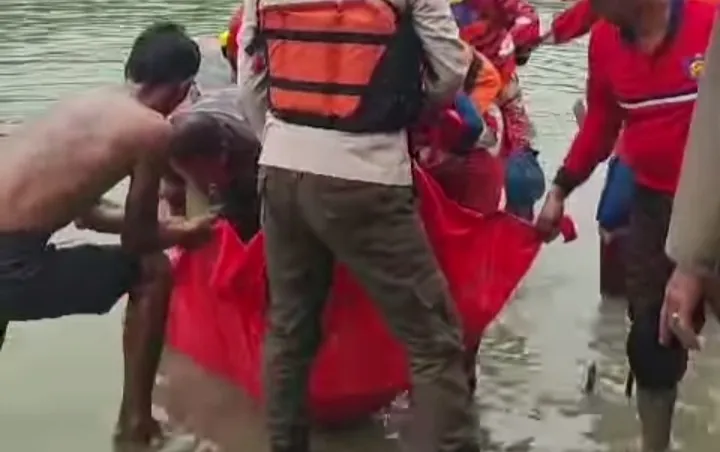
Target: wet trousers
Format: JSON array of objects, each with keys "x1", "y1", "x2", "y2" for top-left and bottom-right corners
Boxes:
[
  {"x1": 625, "y1": 185, "x2": 702, "y2": 390},
  {"x1": 260, "y1": 166, "x2": 477, "y2": 452},
  {"x1": 498, "y1": 76, "x2": 533, "y2": 152},
  {"x1": 624, "y1": 185, "x2": 705, "y2": 450}
]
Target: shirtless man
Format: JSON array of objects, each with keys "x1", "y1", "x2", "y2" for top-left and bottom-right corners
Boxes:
[{"x1": 0, "y1": 22, "x2": 204, "y2": 447}]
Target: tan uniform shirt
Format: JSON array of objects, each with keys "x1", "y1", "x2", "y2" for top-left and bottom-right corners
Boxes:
[
  {"x1": 666, "y1": 16, "x2": 720, "y2": 274},
  {"x1": 238, "y1": 0, "x2": 469, "y2": 186}
]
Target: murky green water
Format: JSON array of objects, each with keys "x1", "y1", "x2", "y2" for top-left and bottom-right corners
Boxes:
[{"x1": 2, "y1": 1, "x2": 720, "y2": 451}]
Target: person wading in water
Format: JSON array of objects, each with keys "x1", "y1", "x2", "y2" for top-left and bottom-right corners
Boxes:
[
  {"x1": 536, "y1": 0, "x2": 716, "y2": 449},
  {"x1": 240, "y1": 0, "x2": 481, "y2": 449},
  {"x1": 0, "y1": 22, "x2": 212, "y2": 448}
]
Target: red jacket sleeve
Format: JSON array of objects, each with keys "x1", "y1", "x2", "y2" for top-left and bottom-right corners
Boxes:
[
  {"x1": 547, "y1": 0, "x2": 598, "y2": 45},
  {"x1": 553, "y1": 28, "x2": 623, "y2": 195},
  {"x1": 498, "y1": 0, "x2": 541, "y2": 49}
]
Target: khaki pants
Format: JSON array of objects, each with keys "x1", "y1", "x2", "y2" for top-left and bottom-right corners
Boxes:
[{"x1": 260, "y1": 166, "x2": 477, "y2": 452}]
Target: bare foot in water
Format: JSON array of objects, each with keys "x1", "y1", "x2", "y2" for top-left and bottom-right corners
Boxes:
[
  {"x1": 114, "y1": 416, "x2": 200, "y2": 452},
  {"x1": 114, "y1": 416, "x2": 164, "y2": 451}
]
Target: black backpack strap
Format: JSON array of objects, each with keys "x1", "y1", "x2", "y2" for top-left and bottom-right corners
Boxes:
[{"x1": 463, "y1": 52, "x2": 482, "y2": 94}]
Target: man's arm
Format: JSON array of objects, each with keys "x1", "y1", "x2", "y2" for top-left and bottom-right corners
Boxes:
[
  {"x1": 666, "y1": 18, "x2": 720, "y2": 276},
  {"x1": 551, "y1": 29, "x2": 623, "y2": 198},
  {"x1": 498, "y1": 0, "x2": 541, "y2": 50},
  {"x1": 74, "y1": 197, "x2": 125, "y2": 233},
  {"x1": 535, "y1": 0, "x2": 597, "y2": 46},
  {"x1": 121, "y1": 125, "x2": 169, "y2": 254},
  {"x1": 238, "y1": 0, "x2": 269, "y2": 138},
  {"x1": 411, "y1": 0, "x2": 470, "y2": 106},
  {"x1": 467, "y1": 53, "x2": 503, "y2": 113}
]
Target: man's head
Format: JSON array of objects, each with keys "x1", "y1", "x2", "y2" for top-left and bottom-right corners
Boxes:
[
  {"x1": 590, "y1": 0, "x2": 643, "y2": 28},
  {"x1": 125, "y1": 21, "x2": 201, "y2": 116},
  {"x1": 169, "y1": 112, "x2": 233, "y2": 193}
]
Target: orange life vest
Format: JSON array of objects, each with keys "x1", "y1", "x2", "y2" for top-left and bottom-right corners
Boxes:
[
  {"x1": 253, "y1": 0, "x2": 424, "y2": 132},
  {"x1": 463, "y1": 51, "x2": 502, "y2": 114}
]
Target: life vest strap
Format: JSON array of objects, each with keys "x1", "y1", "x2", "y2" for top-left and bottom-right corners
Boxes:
[
  {"x1": 263, "y1": 28, "x2": 394, "y2": 45},
  {"x1": 269, "y1": 77, "x2": 366, "y2": 95}
]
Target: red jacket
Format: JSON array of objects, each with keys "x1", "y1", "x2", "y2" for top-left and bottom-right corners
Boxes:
[
  {"x1": 544, "y1": 0, "x2": 719, "y2": 46},
  {"x1": 456, "y1": 0, "x2": 540, "y2": 80},
  {"x1": 554, "y1": 0, "x2": 716, "y2": 195}
]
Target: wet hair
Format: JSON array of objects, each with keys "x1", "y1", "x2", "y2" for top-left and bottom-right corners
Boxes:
[
  {"x1": 170, "y1": 112, "x2": 225, "y2": 157},
  {"x1": 125, "y1": 21, "x2": 201, "y2": 85}
]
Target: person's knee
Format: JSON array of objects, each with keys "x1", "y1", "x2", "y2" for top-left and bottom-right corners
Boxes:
[
  {"x1": 627, "y1": 307, "x2": 687, "y2": 389},
  {"x1": 403, "y1": 275, "x2": 466, "y2": 376}
]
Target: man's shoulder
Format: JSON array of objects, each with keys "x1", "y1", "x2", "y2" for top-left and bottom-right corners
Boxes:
[
  {"x1": 587, "y1": 20, "x2": 622, "y2": 60},
  {"x1": 686, "y1": 0, "x2": 718, "y2": 17},
  {"x1": 98, "y1": 95, "x2": 172, "y2": 157},
  {"x1": 588, "y1": 19, "x2": 619, "y2": 43},
  {"x1": 684, "y1": 0, "x2": 717, "y2": 38},
  {"x1": 130, "y1": 113, "x2": 172, "y2": 154}
]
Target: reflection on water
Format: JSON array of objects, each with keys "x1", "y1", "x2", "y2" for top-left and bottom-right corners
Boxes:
[{"x1": 1, "y1": 0, "x2": 720, "y2": 451}]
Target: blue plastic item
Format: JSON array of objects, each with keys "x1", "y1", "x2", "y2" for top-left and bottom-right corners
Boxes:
[
  {"x1": 505, "y1": 148, "x2": 546, "y2": 209},
  {"x1": 450, "y1": 1, "x2": 478, "y2": 27},
  {"x1": 454, "y1": 93, "x2": 484, "y2": 148},
  {"x1": 596, "y1": 155, "x2": 635, "y2": 231}
]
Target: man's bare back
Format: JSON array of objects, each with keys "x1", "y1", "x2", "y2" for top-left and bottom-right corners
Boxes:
[{"x1": 0, "y1": 86, "x2": 170, "y2": 233}]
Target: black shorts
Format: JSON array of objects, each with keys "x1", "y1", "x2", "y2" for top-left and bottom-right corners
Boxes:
[{"x1": 0, "y1": 232, "x2": 140, "y2": 322}]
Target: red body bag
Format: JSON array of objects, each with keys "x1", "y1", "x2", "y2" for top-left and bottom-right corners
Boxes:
[{"x1": 167, "y1": 167, "x2": 575, "y2": 424}]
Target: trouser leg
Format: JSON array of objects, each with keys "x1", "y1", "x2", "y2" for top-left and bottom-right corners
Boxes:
[
  {"x1": 298, "y1": 174, "x2": 477, "y2": 452},
  {"x1": 464, "y1": 340, "x2": 480, "y2": 400},
  {"x1": 624, "y1": 186, "x2": 690, "y2": 452},
  {"x1": 261, "y1": 167, "x2": 335, "y2": 452}
]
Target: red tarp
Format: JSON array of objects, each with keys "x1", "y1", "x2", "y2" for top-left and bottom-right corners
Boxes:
[{"x1": 167, "y1": 167, "x2": 575, "y2": 424}]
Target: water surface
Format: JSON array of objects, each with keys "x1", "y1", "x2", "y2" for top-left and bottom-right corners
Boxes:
[{"x1": 2, "y1": 1, "x2": 720, "y2": 451}]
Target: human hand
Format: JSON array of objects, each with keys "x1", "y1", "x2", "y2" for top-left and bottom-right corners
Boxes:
[
  {"x1": 498, "y1": 34, "x2": 516, "y2": 58},
  {"x1": 515, "y1": 46, "x2": 533, "y2": 65},
  {"x1": 659, "y1": 267, "x2": 703, "y2": 350},
  {"x1": 535, "y1": 187, "x2": 565, "y2": 242},
  {"x1": 162, "y1": 213, "x2": 217, "y2": 249}
]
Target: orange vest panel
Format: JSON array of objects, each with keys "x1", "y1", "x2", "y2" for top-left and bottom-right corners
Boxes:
[{"x1": 257, "y1": 0, "x2": 424, "y2": 132}]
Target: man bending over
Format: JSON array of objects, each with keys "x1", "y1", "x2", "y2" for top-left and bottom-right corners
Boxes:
[{"x1": 0, "y1": 22, "x2": 206, "y2": 447}]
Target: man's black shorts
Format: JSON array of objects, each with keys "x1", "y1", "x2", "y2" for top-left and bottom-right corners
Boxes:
[{"x1": 0, "y1": 232, "x2": 140, "y2": 321}]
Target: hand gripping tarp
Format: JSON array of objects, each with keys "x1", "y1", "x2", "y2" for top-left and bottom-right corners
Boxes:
[{"x1": 167, "y1": 167, "x2": 576, "y2": 424}]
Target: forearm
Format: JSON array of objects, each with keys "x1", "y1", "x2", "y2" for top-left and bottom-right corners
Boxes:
[
  {"x1": 505, "y1": 0, "x2": 540, "y2": 49},
  {"x1": 74, "y1": 198, "x2": 125, "y2": 234},
  {"x1": 542, "y1": 0, "x2": 596, "y2": 46},
  {"x1": 238, "y1": 0, "x2": 269, "y2": 137},
  {"x1": 553, "y1": 33, "x2": 621, "y2": 198},
  {"x1": 123, "y1": 158, "x2": 164, "y2": 254},
  {"x1": 413, "y1": 0, "x2": 470, "y2": 106},
  {"x1": 552, "y1": 123, "x2": 619, "y2": 197}
]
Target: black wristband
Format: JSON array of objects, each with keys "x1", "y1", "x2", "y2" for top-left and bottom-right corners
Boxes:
[{"x1": 552, "y1": 166, "x2": 583, "y2": 198}]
